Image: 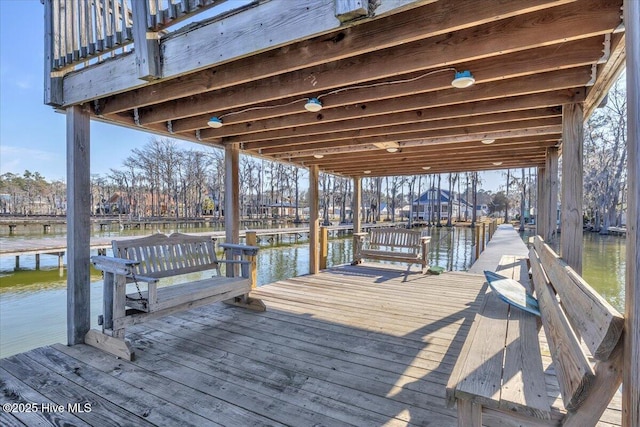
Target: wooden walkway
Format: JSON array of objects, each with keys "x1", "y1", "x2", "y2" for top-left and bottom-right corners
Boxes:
[
  {"x1": 0, "y1": 223, "x2": 393, "y2": 258},
  {"x1": 468, "y1": 224, "x2": 529, "y2": 274},
  {"x1": 0, "y1": 264, "x2": 622, "y2": 426}
]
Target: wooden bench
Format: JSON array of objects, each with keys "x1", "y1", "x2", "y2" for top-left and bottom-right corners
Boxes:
[
  {"x1": 352, "y1": 227, "x2": 431, "y2": 271},
  {"x1": 88, "y1": 233, "x2": 265, "y2": 360},
  {"x1": 446, "y1": 236, "x2": 624, "y2": 426}
]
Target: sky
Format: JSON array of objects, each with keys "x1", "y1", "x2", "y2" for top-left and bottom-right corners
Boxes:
[{"x1": 0, "y1": 0, "x2": 505, "y2": 191}]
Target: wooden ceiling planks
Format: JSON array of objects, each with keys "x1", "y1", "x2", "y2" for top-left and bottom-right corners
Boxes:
[{"x1": 80, "y1": 0, "x2": 624, "y2": 177}]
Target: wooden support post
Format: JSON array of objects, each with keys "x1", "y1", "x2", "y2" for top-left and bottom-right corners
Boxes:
[
  {"x1": 309, "y1": 165, "x2": 319, "y2": 274},
  {"x1": 15, "y1": 256, "x2": 19, "y2": 270},
  {"x1": 481, "y1": 223, "x2": 486, "y2": 252},
  {"x1": 561, "y1": 103, "x2": 584, "y2": 274},
  {"x1": 58, "y1": 252, "x2": 64, "y2": 269},
  {"x1": 474, "y1": 225, "x2": 480, "y2": 261},
  {"x1": 225, "y1": 143, "x2": 240, "y2": 278},
  {"x1": 538, "y1": 166, "x2": 548, "y2": 240},
  {"x1": 8, "y1": 224, "x2": 15, "y2": 235},
  {"x1": 35, "y1": 254, "x2": 40, "y2": 270},
  {"x1": 320, "y1": 226, "x2": 329, "y2": 270},
  {"x1": 245, "y1": 231, "x2": 258, "y2": 289},
  {"x1": 66, "y1": 105, "x2": 91, "y2": 346},
  {"x1": 353, "y1": 177, "x2": 362, "y2": 233},
  {"x1": 623, "y1": 1, "x2": 640, "y2": 425},
  {"x1": 132, "y1": 1, "x2": 160, "y2": 80},
  {"x1": 352, "y1": 176, "x2": 362, "y2": 261},
  {"x1": 457, "y1": 399, "x2": 482, "y2": 427},
  {"x1": 546, "y1": 147, "x2": 559, "y2": 243}
]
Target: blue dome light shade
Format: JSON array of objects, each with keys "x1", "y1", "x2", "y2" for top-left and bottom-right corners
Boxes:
[
  {"x1": 207, "y1": 116, "x2": 223, "y2": 128},
  {"x1": 451, "y1": 70, "x2": 475, "y2": 88},
  {"x1": 304, "y1": 98, "x2": 323, "y2": 112}
]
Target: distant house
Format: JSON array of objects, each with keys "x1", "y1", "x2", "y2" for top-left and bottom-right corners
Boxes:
[{"x1": 411, "y1": 188, "x2": 471, "y2": 221}]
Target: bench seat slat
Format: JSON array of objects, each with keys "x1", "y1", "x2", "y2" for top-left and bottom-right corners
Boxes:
[
  {"x1": 529, "y1": 247, "x2": 595, "y2": 412},
  {"x1": 497, "y1": 256, "x2": 551, "y2": 418},
  {"x1": 127, "y1": 276, "x2": 249, "y2": 312},
  {"x1": 454, "y1": 290, "x2": 510, "y2": 406}
]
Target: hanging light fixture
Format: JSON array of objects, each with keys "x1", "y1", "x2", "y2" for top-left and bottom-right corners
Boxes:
[
  {"x1": 422, "y1": 166, "x2": 431, "y2": 170},
  {"x1": 373, "y1": 141, "x2": 399, "y2": 153},
  {"x1": 313, "y1": 154, "x2": 324, "y2": 159},
  {"x1": 363, "y1": 170, "x2": 371, "y2": 174},
  {"x1": 481, "y1": 139, "x2": 495, "y2": 144},
  {"x1": 492, "y1": 161, "x2": 503, "y2": 166},
  {"x1": 207, "y1": 116, "x2": 223, "y2": 128},
  {"x1": 304, "y1": 98, "x2": 323, "y2": 112},
  {"x1": 451, "y1": 70, "x2": 475, "y2": 88}
]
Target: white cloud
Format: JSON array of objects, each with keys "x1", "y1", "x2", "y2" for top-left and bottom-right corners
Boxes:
[
  {"x1": 15, "y1": 79, "x2": 32, "y2": 90},
  {"x1": 0, "y1": 145, "x2": 58, "y2": 176}
]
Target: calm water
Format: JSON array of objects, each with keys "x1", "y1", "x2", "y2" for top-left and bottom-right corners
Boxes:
[{"x1": 0, "y1": 227, "x2": 624, "y2": 358}]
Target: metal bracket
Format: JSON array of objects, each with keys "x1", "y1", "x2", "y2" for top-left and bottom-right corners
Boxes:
[
  {"x1": 93, "y1": 100, "x2": 102, "y2": 116},
  {"x1": 586, "y1": 64, "x2": 597, "y2": 87},
  {"x1": 598, "y1": 33, "x2": 611, "y2": 64},
  {"x1": 195, "y1": 129, "x2": 201, "y2": 141},
  {"x1": 133, "y1": 108, "x2": 140, "y2": 126},
  {"x1": 167, "y1": 120, "x2": 174, "y2": 134}
]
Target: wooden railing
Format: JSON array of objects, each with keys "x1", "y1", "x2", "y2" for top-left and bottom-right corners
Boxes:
[
  {"x1": 44, "y1": 0, "x2": 228, "y2": 73},
  {"x1": 47, "y1": 0, "x2": 134, "y2": 72}
]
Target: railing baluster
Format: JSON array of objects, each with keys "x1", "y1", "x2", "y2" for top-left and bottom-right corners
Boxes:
[
  {"x1": 109, "y1": 0, "x2": 116, "y2": 47},
  {"x1": 47, "y1": 0, "x2": 229, "y2": 73},
  {"x1": 101, "y1": 0, "x2": 110, "y2": 50},
  {"x1": 156, "y1": 0, "x2": 163, "y2": 30},
  {"x1": 52, "y1": 0, "x2": 62, "y2": 69},
  {"x1": 79, "y1": 0, "x2": 87, "y2": 58},
  {"x1": 60, "y1": 0, "x2": 72, "y2": 65},
  {"x1": 180, "y1": 0, "x2": 189, "y2": 15},
  {"x1": 87, "y1": 0, "x2": 95, "y2": 55},
  {"x1": 96, "y1": 0, "x2": 105, "y2": 52}
]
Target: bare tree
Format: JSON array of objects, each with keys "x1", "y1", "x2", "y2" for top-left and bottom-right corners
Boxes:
[{"x1": 584, "y1": 77, "x2": 627, "y2": 233}]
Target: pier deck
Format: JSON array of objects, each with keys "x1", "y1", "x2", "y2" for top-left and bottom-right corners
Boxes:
[
  {"x1": 0, "y1": 223, "x2": 393, "y2": 259},
  {"x1": 0, "y1": 263, "x2": 621, "y2": 426}
]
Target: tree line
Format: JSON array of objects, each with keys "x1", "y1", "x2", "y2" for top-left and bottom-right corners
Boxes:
[{"x1": 0, "y1": 76, "x2": 627, "y2": 230}]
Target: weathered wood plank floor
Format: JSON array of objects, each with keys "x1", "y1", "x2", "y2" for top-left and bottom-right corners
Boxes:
[{"x1": 0, "y1": 264, "x2": 622, "y2": 426}]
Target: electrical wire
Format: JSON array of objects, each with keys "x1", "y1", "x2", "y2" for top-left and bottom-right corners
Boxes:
[{"x1": 212, "y1": 67, "x2": 459, "y2": 119}]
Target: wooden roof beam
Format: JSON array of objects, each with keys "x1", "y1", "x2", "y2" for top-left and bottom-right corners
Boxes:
[
  {"x1": 94, "y1": 0, "x2": 572, "y2": 114},
  {"x1": 229, "y1": 108, "x2": 560, "y2": 146},
  {"x1": 310, "y1": 152, "x2": 550, "y2": 171},
  {"x1": 331, "y1": 157, "x2": 547, "y2": 176},
  {"x1": 301, "y1": 139, "x2": 559, "y2": 165},
  {"x1": 134, "y1": 0, "x2": 619, "y2": 125},
  {"x1": 203, "y1": 70, "x2": 587, "y2": 144},
  {"x1": 261, "y1": 118, "x2": 562, "y2": 156},
  {"x1": 162, "y1": 36, "x2": 603, "y2": 134}
]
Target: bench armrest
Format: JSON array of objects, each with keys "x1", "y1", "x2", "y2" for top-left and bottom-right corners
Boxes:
[
  {"x1": 420, "y1": 236, "x2": 431, "y2": 243},
  {"x1": 126, "y1": 274, "x2": 160, "y2": 284},
  {"x1": 353, "y1": 232, "x2": 369, "y2": 238},
  {"x1": 219, "y1": 243, "x2": 259, "y2": 257},
  {"x1": 91, "y1": 255, "x2": 139, "y2": 275}
]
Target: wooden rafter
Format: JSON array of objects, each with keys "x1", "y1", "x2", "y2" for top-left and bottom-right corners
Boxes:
[{"x1": 60, "y1": 0, "x2": 624, "y2": 176}]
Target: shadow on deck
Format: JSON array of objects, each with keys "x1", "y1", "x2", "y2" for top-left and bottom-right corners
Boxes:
[{"x1": 0, "y1": 264, "x2": 622, "y2": 426}]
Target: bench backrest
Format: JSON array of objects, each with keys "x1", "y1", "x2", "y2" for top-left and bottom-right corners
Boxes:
[
  {"x1": 529, "y1": 236, "x2": 624, "y2": 418},
  {"x1": 112, "y1": 233, "x2": 220, "y2": 279},
  {"x1": 369, "y1": 228, "x2": 424, "y2": 252}
]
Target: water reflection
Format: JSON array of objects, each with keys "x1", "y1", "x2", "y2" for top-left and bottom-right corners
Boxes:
[{"x1": 581, "y1": 232, "x2": 625, "y2": 312}]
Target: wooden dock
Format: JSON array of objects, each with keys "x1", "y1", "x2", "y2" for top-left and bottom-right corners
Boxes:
[
  {"x1": 0, "y1": 222, "x2": 395, "y2": 262},
  {"x1": 0, "y1": 264, "x2": 621, "y2": 426}
]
